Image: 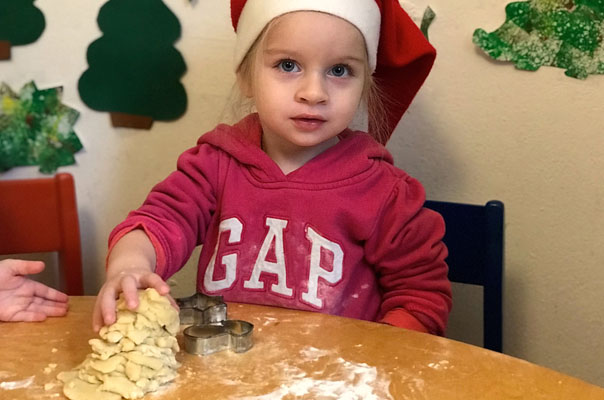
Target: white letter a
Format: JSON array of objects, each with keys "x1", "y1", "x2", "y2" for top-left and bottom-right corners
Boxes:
[{"x1": 244, "y1": 217, "x2": 293, "y2": 296}]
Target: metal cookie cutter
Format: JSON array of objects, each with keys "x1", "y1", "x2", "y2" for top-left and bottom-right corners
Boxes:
[
  {"x1": 176, "y1": 292, "x2": 227, "y2": 325},
  {"x1": 183, "y1": 320, "x2": 254, "y2": 355},
  {"x1": 176, "y1": 292, "x2": 254, "y2": 356}
]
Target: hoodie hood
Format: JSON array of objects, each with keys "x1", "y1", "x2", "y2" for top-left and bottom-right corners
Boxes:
[{"x1": 198, "y1": 114, "x2": 394, "y2": 185}]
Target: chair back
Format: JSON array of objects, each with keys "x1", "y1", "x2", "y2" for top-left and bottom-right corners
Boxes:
[
  {"x1": 424, "y1": 200, "x2": 504, "y2": 352},
  {"x1": 0, "y1": 173, "x2": 83, "y2": 295}
]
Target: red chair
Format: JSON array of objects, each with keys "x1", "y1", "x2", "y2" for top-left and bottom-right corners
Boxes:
[{"x1": 0, "y1": 173, "x2": 83, "y2": 295}]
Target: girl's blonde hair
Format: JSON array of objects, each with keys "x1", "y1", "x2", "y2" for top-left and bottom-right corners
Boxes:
[{"x1": 225, "y1": 14, "x2": 389, "y2": 144}]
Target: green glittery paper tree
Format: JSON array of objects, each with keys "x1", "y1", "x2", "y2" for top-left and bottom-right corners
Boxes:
[
  {"x1": 473, "y1": 0, "x2": 604, "y2": 79},
  {"x1": 0, "y1": 82, "x2": 83, "y2": 174}
]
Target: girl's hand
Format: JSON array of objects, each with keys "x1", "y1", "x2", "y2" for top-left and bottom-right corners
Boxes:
[
  {"x1": 92, "y1": 229, "x2": 170, "y2": 332},
  {"x1": 92, "y1": 267, "x2": 171, "y2": 332},
  {"x1": 0, "y1": 259, "x2": 69, "y2": 322}
]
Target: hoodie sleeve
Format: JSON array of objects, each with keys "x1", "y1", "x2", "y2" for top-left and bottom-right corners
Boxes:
[
  {"x1": 365, "y1": 175, "x2": 452, "y2": 336},
  {"x1": 108, "y1": 142, "x2": 220, "y2": 279}
]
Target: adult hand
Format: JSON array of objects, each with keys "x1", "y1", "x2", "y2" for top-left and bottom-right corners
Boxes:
[{"x1": 0, "y1": 259, "x2": 69, "y2": 322}]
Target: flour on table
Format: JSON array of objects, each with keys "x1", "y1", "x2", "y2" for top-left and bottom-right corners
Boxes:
[
  {"x1": 240, "y1": 346, "x2": 392, "y2": 400},
  {"x1": 44, "y1": 363, "x2": 58, "y2": 374},
  {"x1": 57, "y1": 288, "x2": 180, "y2": 400},
  {"x1": 0, "y1": 375, "x2": 34, "y2": 390}
]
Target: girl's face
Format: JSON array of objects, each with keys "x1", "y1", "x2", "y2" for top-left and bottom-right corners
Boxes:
[{"x1": 245, "y1": 11, "x2": 367, "y2": 171}]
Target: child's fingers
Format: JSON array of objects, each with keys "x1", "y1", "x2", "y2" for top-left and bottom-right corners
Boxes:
[
  {"x1": 140, "y1": 273, "x2": 170, "y2": 295},
  {"x1": 101, "y1": 296, "x2": 118, "y2": 326},
  {"x1": 98, "y1": 286, "x2": 118, "y2": 329},
  {"x1": 28, "y1": 299, "x2": 69, "y2": 318},
  {"x1": 8, "y1": 259, "x2": 45, "y2": 276},
  {"x1": 166, "y1": 294, "x2": 179, "y2": 310},
  {"x1": 10, "y1": 310, "x2": 47, "y2": 322},
  {"x1": 92, "y1": 298, "x2": 103, "y2": 332},
  {"x1": 93, "y1": 271, "x2": 167, "y2": 332},
  {"x1": 120, "y1": 275, "x2": 140, "y2": 310},
  {"x1": 31, "y1": 281, "x2": 69, "y2": 303}
]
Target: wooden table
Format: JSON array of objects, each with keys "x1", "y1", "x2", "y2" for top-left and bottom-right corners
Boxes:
[{"x1": 1, "y1": 297, "x2": 603, "y2": 399}]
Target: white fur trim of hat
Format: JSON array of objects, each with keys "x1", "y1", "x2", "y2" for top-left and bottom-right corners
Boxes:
[{"x1": 233, "y1": 0, "x2": 381, "y2": 72}]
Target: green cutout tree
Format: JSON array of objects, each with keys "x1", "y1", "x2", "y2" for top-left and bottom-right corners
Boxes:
[
  {"x1": 78, "y1": 0, "x2": 187, "y2": 129},
  {"x1": 0, "y1": 0, "x2": 45, "y2": 60},
  {"x1": 473, "y1": 0, "x2": 604, "y2": 79},
  {"x1": 0, "y1": 82, "x2": 83, "y2": 174}
]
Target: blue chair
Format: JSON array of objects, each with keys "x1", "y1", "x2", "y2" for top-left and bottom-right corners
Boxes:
[{"x1": 424, "y1": 200, "x2": 504, "y2": 352}]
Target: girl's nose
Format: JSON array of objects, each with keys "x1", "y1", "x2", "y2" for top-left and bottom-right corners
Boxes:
[{"x1": 295, "y1": 73, "x2": 328, "y2": 105}]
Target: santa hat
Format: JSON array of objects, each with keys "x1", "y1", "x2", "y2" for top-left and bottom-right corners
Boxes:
[{"x1": 231, "y1": 0, "x2": 436, "y2": 144}]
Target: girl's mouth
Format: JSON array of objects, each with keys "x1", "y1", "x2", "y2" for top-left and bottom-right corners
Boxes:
[{"x1": 291, "y1": 115, "x2": 326, "y2": 131}]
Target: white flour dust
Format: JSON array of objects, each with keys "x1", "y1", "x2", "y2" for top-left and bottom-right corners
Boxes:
[
  {"x1": 427, "y1": 360, "x2": 451, "y2": 371},
  {"x1": 0, "y1": 375, "x2": 34, "y2": 390},
  {"x1": 299, "y1": 347, "x2": 330, "y2": 359},
  {"x1": 239, "y1": 347, "x2": 392, "y2": 400},
  {"x1": 0, "y1": 371, "x2": 13, "y2": 380}
]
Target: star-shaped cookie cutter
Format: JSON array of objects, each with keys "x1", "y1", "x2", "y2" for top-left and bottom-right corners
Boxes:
[{"x1": 176, "y1": 292, "x2": 254, "y2": 356}]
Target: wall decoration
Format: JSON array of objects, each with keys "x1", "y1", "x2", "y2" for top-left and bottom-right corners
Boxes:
[
  {"x1": 473, "y1": 0, "x2": 604, "y2": 79},
  {"x1": 0, "y1": 82, "x2": 82, "y2": 174},
  {"x1": 78, "y1": 0, "x2": 187, "y2": 129},
  {"x1": 0, "y1": 0, "x2": 46, "y2": 60},
  {"x1": 420, "y1": 6, "x2": 436, "y2": 40}
]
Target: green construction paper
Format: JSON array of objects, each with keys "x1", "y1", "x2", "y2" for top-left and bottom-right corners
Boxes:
[
  {"x1": 78, "y1": 0, "x2": 187, "y2": 122},
  {"x1": 0, "y1": 0, "x2": 45, "y2": 46},
  {"x1": 421, "y1": 6, "x2": 436, "y2": 40},
  {"x1": 473, "y1": 0, "x2": 604, "y2": 79},
  {"x1": 0, "y1": 82, "x2": 83, "y2": 174}
]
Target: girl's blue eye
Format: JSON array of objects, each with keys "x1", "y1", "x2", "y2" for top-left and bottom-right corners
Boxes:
[
  {"x1": 330, "y1": 64, "x2": 350, "y2": 77},
  {"x1": 278, "y1": 60, "x2": 298, "y2": 72}
]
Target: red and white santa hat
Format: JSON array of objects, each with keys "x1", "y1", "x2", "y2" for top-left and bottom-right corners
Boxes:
[{"x1": 230, "y1": 0, "x2": 436, "y2": 144}]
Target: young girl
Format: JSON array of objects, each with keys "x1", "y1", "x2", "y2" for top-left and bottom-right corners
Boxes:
[{"x1": 93, "y1": 0, "x2": 452, "y2": 336}]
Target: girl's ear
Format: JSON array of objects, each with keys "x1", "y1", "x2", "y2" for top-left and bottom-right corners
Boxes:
[{"x1": 237, "y1": 73, "x2": 253, "y2": 98}]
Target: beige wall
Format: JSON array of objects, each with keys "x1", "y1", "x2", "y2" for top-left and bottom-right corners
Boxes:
[{"x1": 1, "y1": 0, "x2": 602, "y2": 387}]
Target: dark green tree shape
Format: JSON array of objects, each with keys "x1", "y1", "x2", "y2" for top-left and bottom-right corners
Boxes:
[
  {"x1": 473, "y1": 0, "x2": 604, "y2": 79},
  {"x1": 78, "y1": 0, "x2": 187, "y2": 123},
  {"x1": 0, "y1": 0, "x2": 45, "y2": 47},
  {"x1": 0, "y1": 82, "x2": 83, "y2": 174}
]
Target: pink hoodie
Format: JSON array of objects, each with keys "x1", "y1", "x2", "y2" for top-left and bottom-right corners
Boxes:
[{"x1": 110, "y1": 114, "x2": 452, "y2": 335}]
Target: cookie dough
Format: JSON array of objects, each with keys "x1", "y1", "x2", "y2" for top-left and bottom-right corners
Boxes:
[{"x1": 58, "y1": 288, "x2": 180, "y2": 399}]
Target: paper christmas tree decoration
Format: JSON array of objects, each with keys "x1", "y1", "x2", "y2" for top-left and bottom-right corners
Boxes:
[
  {"x1": 0, "y1": 0, "x2": 45, "y2": 60},
  {"x1": 78, "y1": 0, "x2": 187, "y2": 129},
  {"x1": 0, "y1": 82, "x2": 83, "y2": 174},
  {"x1": 473, "y1": 0, "x2": 604, "y2": 79}
]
